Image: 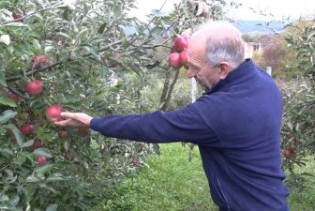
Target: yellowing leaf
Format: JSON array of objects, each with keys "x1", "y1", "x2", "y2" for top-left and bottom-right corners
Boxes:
[{"x1": 0, "y1": 34, "x2": 10, "y2": 45}]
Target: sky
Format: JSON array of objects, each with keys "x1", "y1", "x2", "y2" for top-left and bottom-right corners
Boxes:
[{"x1": 131, "y1": 0, "x2": 315, "y2": 21}]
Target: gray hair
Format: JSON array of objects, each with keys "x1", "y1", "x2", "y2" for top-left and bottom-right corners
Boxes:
[{"x1": 195, "y1": 21, "x2": 246, "y2": 69}]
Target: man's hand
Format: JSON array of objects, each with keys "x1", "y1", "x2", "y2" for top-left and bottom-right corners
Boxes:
[{"x1": 54, "y1": 112, "x2": 93, "y2": 128}]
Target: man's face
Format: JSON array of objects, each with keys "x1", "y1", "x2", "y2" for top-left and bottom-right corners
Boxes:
[{"x1": 186, "y1": 44, "x2": 222, "y2": 92}]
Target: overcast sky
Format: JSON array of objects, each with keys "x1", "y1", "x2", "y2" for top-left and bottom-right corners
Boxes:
[{"x1": 131, "y1": 0, "x2": 315, "y2": 21}]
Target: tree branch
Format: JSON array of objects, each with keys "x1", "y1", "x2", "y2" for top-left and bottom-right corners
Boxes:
[
  {"x1": 6, "y1": 40, "x2": 123, "y2": 82},
  {"x1": 0, "y1": 4, "x2": 62, "y2": 26}
]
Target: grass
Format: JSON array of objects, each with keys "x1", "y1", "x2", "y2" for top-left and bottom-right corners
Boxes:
[
  {"x1": 99, "y1": 143, "x2": 315, "y2": 211},
  {"x1": 287, "y1": 156, "x2": 315, "y2": 211}
]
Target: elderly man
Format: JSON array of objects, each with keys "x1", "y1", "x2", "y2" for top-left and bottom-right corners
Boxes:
[{"x1": 55, "y1": 21, "x2": 290, "y2": 211}]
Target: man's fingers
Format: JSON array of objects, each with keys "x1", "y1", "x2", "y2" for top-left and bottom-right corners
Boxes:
[
  {"x1": 57, "y1": 112, "x2": 91, "y2": 127},
  {"x1": 54, "y1": 118, "x2": 73, "y2": 127},
  {"x1": 60, "y1": 112, "x2": 74, "y2": 119}
]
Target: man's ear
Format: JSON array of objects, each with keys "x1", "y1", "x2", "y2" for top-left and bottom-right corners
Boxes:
[{"x1": 218, "y1": 62, "x2": 231, "y2": 80}]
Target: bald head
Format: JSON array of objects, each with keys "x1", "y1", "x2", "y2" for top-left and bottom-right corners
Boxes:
[{"x1": 189, "y1": 21, "x2": 245, "y2": 69}]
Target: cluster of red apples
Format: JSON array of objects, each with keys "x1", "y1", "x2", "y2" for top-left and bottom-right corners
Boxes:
[
  {"x1": 167, "y1": 35, "x2": 190, "y2": 69},
  {"x1": 7, "y1": 104, "x2": 63, "y2": 165},
  {"x1": 5, "y1": 56, "x2": 89, "y2": 165},
  {"x1": 8, "y1": 94, "x2": 89, "y2": 164}
]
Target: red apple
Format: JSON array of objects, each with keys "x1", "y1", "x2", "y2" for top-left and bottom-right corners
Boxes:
[
  {"x1": 173, "y1": 35, "x2": 190, "y2": 52},
  {"x1": 78, "y1": 128, "x2": 90, "y2": 138},
  {"x1": 20, "y1": 124, "x2": 35, "y2": 135},
  {"x1": 46, "y1": 104, "x2": 63, "y2": 122},
  {"x1": 24, "y1": 79, "x2": 43, "y2": 96},
  {"x1": 179, "y1": 49, "x2": 188, "y2": 66},
  {"x1": 167, "y1": 52, "x2": 181, "y2": 69},
  {"x1": 131, "y1": 159, "x2": 139, "y2": 166},
  {"x1": 7, "y1": 91, "x2": 20, "y2": 103},
  {"x1": 12, "y1": 12, "x2": 23, "y2": 20},
  {"x1": 36, "y1": 156, "x2": 47, "y2": 165},
  {"x1": 30, "y1": 55, "x2": 51, "y2": 69},
  {"x1": 283, "y1": 148, "x2": 292, "y2": 158},
  {"x1": 31, "y1": 139, "x2": 42, "y2": 150}
]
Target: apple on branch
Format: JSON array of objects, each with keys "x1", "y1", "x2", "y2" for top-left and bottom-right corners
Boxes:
[
  {"x1": 167, "y1": 52, "x2": 181, "y2": 69},
  {"x1": 179, "y1": 49, "x2": 188, "y2": 66},
  {"x1": 24, "y1": 79, "x2": 44, "y2": 96},
  {"x1": 173, "y1": 35, "x2": 190, "y2": 52},
  {"x1": 31, "y1": 55, "x2": 51, "y2": 69},
  {"x1": 19, "y1": 123, "x2": 35, "y2": 135},
  {"x1": 7, "y1": 91, "x2": 21, "y2": 103},
  {"x1": 31, "y1": 139, "x2": 42, "y2": 151},
  {"x1": 46, "y1": 104, "x2": 63, "y2": 123},
  {"x1": 282, "y1": 147, "x2": 295, "y2": 159},
  {"x1": 36, "y1": 156, "x2": 47, "y2": 165},
  {"x1": 12, "y1": 12, "x2": 23, "y2": 20}
]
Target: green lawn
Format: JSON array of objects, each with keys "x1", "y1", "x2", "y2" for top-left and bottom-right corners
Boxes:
[
  {"x1": 99, "y1": 143, "x2": 315, "y2": 211},
  {"x1": 287, "y1": 156, "x2": 315, "y2": 211}
]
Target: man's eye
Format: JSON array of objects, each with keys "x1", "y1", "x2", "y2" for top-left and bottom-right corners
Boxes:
[{"x1": 188, "y1": 65, "x2": 197, "y2": 70}]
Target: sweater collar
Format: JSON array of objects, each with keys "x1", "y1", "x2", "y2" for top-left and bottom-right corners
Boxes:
[{"x1": 205, "y1": 59, "x2": 256, "y2": 95}]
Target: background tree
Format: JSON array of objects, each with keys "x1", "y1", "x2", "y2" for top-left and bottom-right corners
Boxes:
[
  {"x1": 260, "y1": 35, "x2": 286, "y2": 73},
  {"x1": 279, "y1": 18, "x2": 315, "y2": 190}
]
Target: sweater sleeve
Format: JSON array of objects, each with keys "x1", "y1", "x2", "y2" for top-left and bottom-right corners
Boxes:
[{"x1": 90, "y1": 99, "x2": 219, "y2": 145}]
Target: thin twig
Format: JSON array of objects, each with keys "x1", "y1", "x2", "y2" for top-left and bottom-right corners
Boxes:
[
  {"x1": 125, "y1": 0, "x2": 170, "y2": 48},
  {"x1": 6, "y1": 40, "x2": 123, "y2": 82},
  {"x1": 0, "y1": 163, "x2": 11, "y2": 172},
  {"x1": 1, "y1": 4, "x2": 62, "y2": 26}
]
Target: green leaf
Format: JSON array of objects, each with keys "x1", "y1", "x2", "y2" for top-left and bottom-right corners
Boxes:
[
  {"x1": 76, "y1": 28, "x2": 88, "y2": 41},
  {"x1": 26, "y1": 175, "x2": 40, "y2": 183},
  {"x1": 0, "y1": 195, "x2": 9, "y2": 202},
  {"x1": 4, "y1": 175, "x2": 17, "y2": 184},
  {"x1": 57, "y1": 32, "x2": 72, "y2": 40},
  {"x1": 98, "y1": 23, "x2": 107, "y2": 34},
  {"x1": 0, "y1": 110, "x2": 17, "y2": 123},
  {"x1": 82, "y1": 161, "x2": 89, "y2": 170},
  {"x1": 0, "y1": 1, "x2": 10, "y2": 9},
  {"x1": 14, "y1": 153, "x2": 27, "y2": 165},
  {"x1": 9, "y1": 195, "x2": 19, "y2": 206},
  {"x1": 0, "y1": 72, "x2": 6, "y2": 87},
  {"x1": 64, "y1": 140, "x2": 70, "y2": 151},
  {"x1": 33, "y1": 39, "x2": 42, "y2": 50},
  {"x1": 44, "y1": 46, "x2": 55, "y2": 53},
  {"x1": 41, "y1": 185, "x2": 58, "y2": 194},
  {"x1": 46, "y1": 204, "x2": 58, "y2": 211},
  {"x1": 307, "y1": 31, "x2": 315, "y2": 41},
  {"x1": 6, "y1": 124, "x2": 24, "y2": 146},
  {"x1": 34, "y1": 164, "x2": 54, "y2": 174},
  {"x1": 46, "y1": 174, "x2": 67, "y2": 182},
  {"x1": 0, "y1": 34, "x2": 10, "y2": 45},
  {"x1": 4, "y1": 22, "x2": 29, "y2": 27},
  {"x1": 22, "y1": 139, "x2": 35, "y2": 148},
  {"x1": 0, "y1": 96, "x2": 17, "y2": 108},
  {"x1": 33, "y1": 148, "x2": 52, "y2": 158},
  {"x1": 0, "y1": 148, "x2": 14, "y2": 157}
]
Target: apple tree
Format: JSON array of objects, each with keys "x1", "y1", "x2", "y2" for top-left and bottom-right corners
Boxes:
[
  {"x1": 280, "y1": 19, "x2": 315, "y2": 189},
  {"x1": 0, "y1": 0, "x2": 231, "y2": 210}
]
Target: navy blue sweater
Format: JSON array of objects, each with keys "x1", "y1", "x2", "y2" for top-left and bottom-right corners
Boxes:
[{"x1": 90, "y1": 59, "x2": 290, "y2": 210}]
